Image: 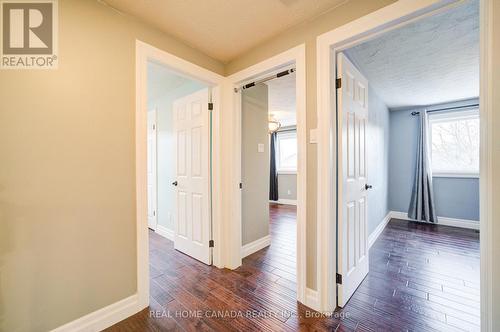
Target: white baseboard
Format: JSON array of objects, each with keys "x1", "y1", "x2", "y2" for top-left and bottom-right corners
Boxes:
[
  {"x1": 390, "y1": 211, "x2": 480, "y2": 230},
  {"x1": 304, "y1": 288, "x2": 320, "y2": 312},
  {"x1": 156, "y1": 224, "x2": 174, "y2": 241},
  {"x1": 368, "y1": 212, "x2": 392, "y2": 248},
  {"x1": 51, "y1": 294, "x2": 143, "y2": 332},
  {"x1": 241, "y1": 235, "x2": 271, "y2": 258},
  {"x1": 269, "y1": 199, "x2": 297, "y2": 206}
]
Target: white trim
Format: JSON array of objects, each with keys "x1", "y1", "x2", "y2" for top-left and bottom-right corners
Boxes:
[
  {"x1": 136, "y1": 40, "x2": 224, "y2": 315},
  {"x1": 51, "y1": 295, "x2": 140, "y2": 332},
  {"x1": 155, "y1": 225, "x2": 175, "y2": 241},
  {"x1": 241, "y1": 235, "x2": 271, "y2": 258},
  {"x1": 304, "y1": 288, "x2": 320, "y2": 312},
  {"x1": 270, "y1": 199, "x2": 297, "y2": 206},
  {"x1": 390, "y1": 211, "x2": 480, "y2": 230},
  {"x1": 433, "y1": 173, "x2": 480, "y2": 179},
  {"x1": 316, "y1": 0, "x2": 490, "y2": 315},
  {"x1": 277, "y1": 170, "x2": 297, "y2": 175},
  {"x1": 368, "y1": 212, "x2": 392, "y2": 249},
  {"x1": 225, "y1": 44, "x2": 307, "y2": 304},
  {"x1": 479, "y1": 0, "x2": 493, "y2": 330}
]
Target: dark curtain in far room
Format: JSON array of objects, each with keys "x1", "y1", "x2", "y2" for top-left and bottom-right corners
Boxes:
[
  {"x1": 269, "y1": 132, "x2": 279, "y2": 201},
  {"x1": 408, "y1": 110, "x2": 437, "y2": 223}
]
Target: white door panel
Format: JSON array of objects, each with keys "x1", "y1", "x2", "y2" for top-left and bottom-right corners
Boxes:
[
  {"x1": 337, "y1": 53, "x2": 369, "y2": 307},
  {"x1": 173, "y1": 88, "x2": 211, "y2": 265},
  {"x1": 147, "y1": 110, "x2": 157, "y2": 230}
]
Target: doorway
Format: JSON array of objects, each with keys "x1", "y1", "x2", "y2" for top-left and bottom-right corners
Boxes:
[
  {"x1": 240, "y1": 68, "x2": 299, "y2": 293},
  {"x1": 317, "y1": 0, "x2": 487, "y2": 329},
  {"x1": 336, "y1": 0, "x2": 481, "y2": 310},
  {"x1": 135, "y1": 40, "x2": 224, "y2": 308},
  {"x1": 146, "y1": 60, "x2": 213, "y2": 264},
  {"x1": 226, "y1": 45, "x2": 308, "y2": 305}
]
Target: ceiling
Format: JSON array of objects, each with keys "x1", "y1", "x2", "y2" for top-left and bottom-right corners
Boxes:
[
  {"x1": 266, "y1": 72, "x2": 296, "y2": 127},
  {"x1": 345, "y1": 0, "x2": 479, "y2": 109},
  {"x1": 102, "y1": 0, "x2": 346, "y2": 63},
  {"x1": 147, "y1": 61, "x2": 192, "y2": 101}
]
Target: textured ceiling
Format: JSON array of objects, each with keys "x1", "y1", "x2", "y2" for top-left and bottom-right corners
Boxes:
[
  {"x1": 266, "y1": 72, "x2": 296, "y2": 127},
  {"x1": 102, "y1": 0, "x2": 346, "y2": 63},
  {"x1": 345, "y1": 0, "x2": 479, "y2": 109}
]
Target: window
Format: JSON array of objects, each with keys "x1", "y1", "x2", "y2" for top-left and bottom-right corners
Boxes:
[
  {"x1": 429, "y1": 109, "x2": 479, "y2": 177},
  {"x1": 276, "y1": 131, "x2": 297, "y2": 173}
]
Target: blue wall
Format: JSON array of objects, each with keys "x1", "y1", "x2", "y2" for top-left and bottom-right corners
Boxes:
[
  {"x1": 367, "y1": 87, "x2": 390, "y2": 234},
  {"x1": 388, "y1": 107, "x2": 480, "y2": 222}
]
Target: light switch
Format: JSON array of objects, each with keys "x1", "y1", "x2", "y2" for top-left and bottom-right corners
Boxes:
[
  {"x1": 310, "y1": 129, "x2": 318, "y2": 144},
  {"x1": 258, "y1": 143, "x2": 265, "y2": 152}
]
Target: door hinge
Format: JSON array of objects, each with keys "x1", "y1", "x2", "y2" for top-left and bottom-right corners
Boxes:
[
  {"x1": 208, "y1": 102, "x2": 214, "y2": 111},
  {"x1": 336, "y1": 78, "x2": 342, "y2": 89},
  {"x1": 336, "y1": 273, "x2": 342, "y2": 284},
  {"x1": 209, "y1": 240, "x2": 214, "y2": 248},
  {"x1": 239, "y1": 183, "x2": 242, "y2": 189},
  {"x1": 152, "y1": 124, "x2": 156, "y2": 130},
  {"x1": 153, "y1": 210, "x2": 156, "y2": 217}
]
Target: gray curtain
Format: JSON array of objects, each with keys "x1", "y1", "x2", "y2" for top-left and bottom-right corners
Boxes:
[
  {"x1": 408, "y1": 111, "x2": 437, "y2": 223},
  {"x1": 269, "y1": 132, "x2": 279, "y2": 201}
]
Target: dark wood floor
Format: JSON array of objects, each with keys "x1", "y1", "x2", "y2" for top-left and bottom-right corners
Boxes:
[{"x1": 107, "y1": 206, "x2": 480, "y2": 331}]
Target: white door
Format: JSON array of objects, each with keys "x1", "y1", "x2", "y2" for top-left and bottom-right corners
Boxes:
[
  {"x1": 147, "y1": 109, "x2": 158, "y2": 230},
  {"x1": 173, "y1": 88, "x2": 211, "y2": 265},
  {"x1": 337, "y1": 53, "x2": 370, "y2": 307}
]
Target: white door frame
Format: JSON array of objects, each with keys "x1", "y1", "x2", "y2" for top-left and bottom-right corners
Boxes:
[
  {"x1": 225, "y1": 45, "x2": 308, "y2": 305},
  {"x1": 135, "y1": 40, "x2": 224, "y2": 309},
  {"x1": 316, "y1": 0, "x2": 492, "y2": 328}
]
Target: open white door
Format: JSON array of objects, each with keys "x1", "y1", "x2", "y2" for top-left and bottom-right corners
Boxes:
[
  {"x1": 337, "y1": 53, "x2": 370, "y2": 307},
  {"x1": 173, "y1": 88, "x2": 212, "y2": 265},
  {"x1": 147, "y1": 109, "x2": 158, "y2": 230}
]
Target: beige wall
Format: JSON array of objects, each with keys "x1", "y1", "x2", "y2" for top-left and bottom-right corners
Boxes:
[
  {"x1": 277, "y1": 173, "x2": 297, "y2": 201},
  {"x1": 241, "y1": 84, "x2": 270, "y2": 246},
  {"x1": 491, "y1": 1, "x2": 500, "y2": 329},
  {"x1": 226, "y1": 0, "x2": 396, "y2": 289},
  {"x1": 0, "y1": 1, "x2": 223, "y2": 331}
]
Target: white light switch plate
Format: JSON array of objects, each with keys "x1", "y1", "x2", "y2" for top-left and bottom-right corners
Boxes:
[{"x1": 258, "y1": 143, "x2": 265, "y2": 152}]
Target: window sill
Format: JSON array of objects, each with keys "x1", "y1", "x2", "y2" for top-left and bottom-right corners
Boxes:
[
  {"x1": 433, "y1": 173, "x2": 479, "y2": 179},
  {"x1": 277, "y1": 170, "x2": 297, "y2": 175}
]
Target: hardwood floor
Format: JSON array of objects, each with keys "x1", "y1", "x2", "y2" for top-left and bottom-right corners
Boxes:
[{"x1": 107, "y1": 207, "x2": 480, "y2": 332}]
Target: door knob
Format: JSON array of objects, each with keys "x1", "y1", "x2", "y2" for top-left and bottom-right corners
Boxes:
[
  {"x1": 365, "y1": 184, "x2": 373, "y2": 190},
  {"x1": 172, "y1": 181, "x2": 178, "y2": 186}
]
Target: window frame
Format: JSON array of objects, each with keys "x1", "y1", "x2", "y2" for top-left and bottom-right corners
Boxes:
[
  {"x1": 428, "y1": 108, "x2": 480, "y2": 178},
  {"x1": 276, "y1": 130, "x2": 298, "y2": 174}
]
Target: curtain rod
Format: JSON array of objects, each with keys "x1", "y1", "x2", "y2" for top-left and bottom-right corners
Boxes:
[
  {"x1": 411, "y1": 103, "x2": 479, "y2": 116},
  {"x1": 234, "y1": 68, "x2": 295, "y2": 93},
  {"x1": 277, "y1": 127, "x2": 296, "y2": 133}
]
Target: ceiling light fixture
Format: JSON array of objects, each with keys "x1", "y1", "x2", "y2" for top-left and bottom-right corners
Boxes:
[{"x1": 268, "y1": 118, "x2": 281, "y2": 134}]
